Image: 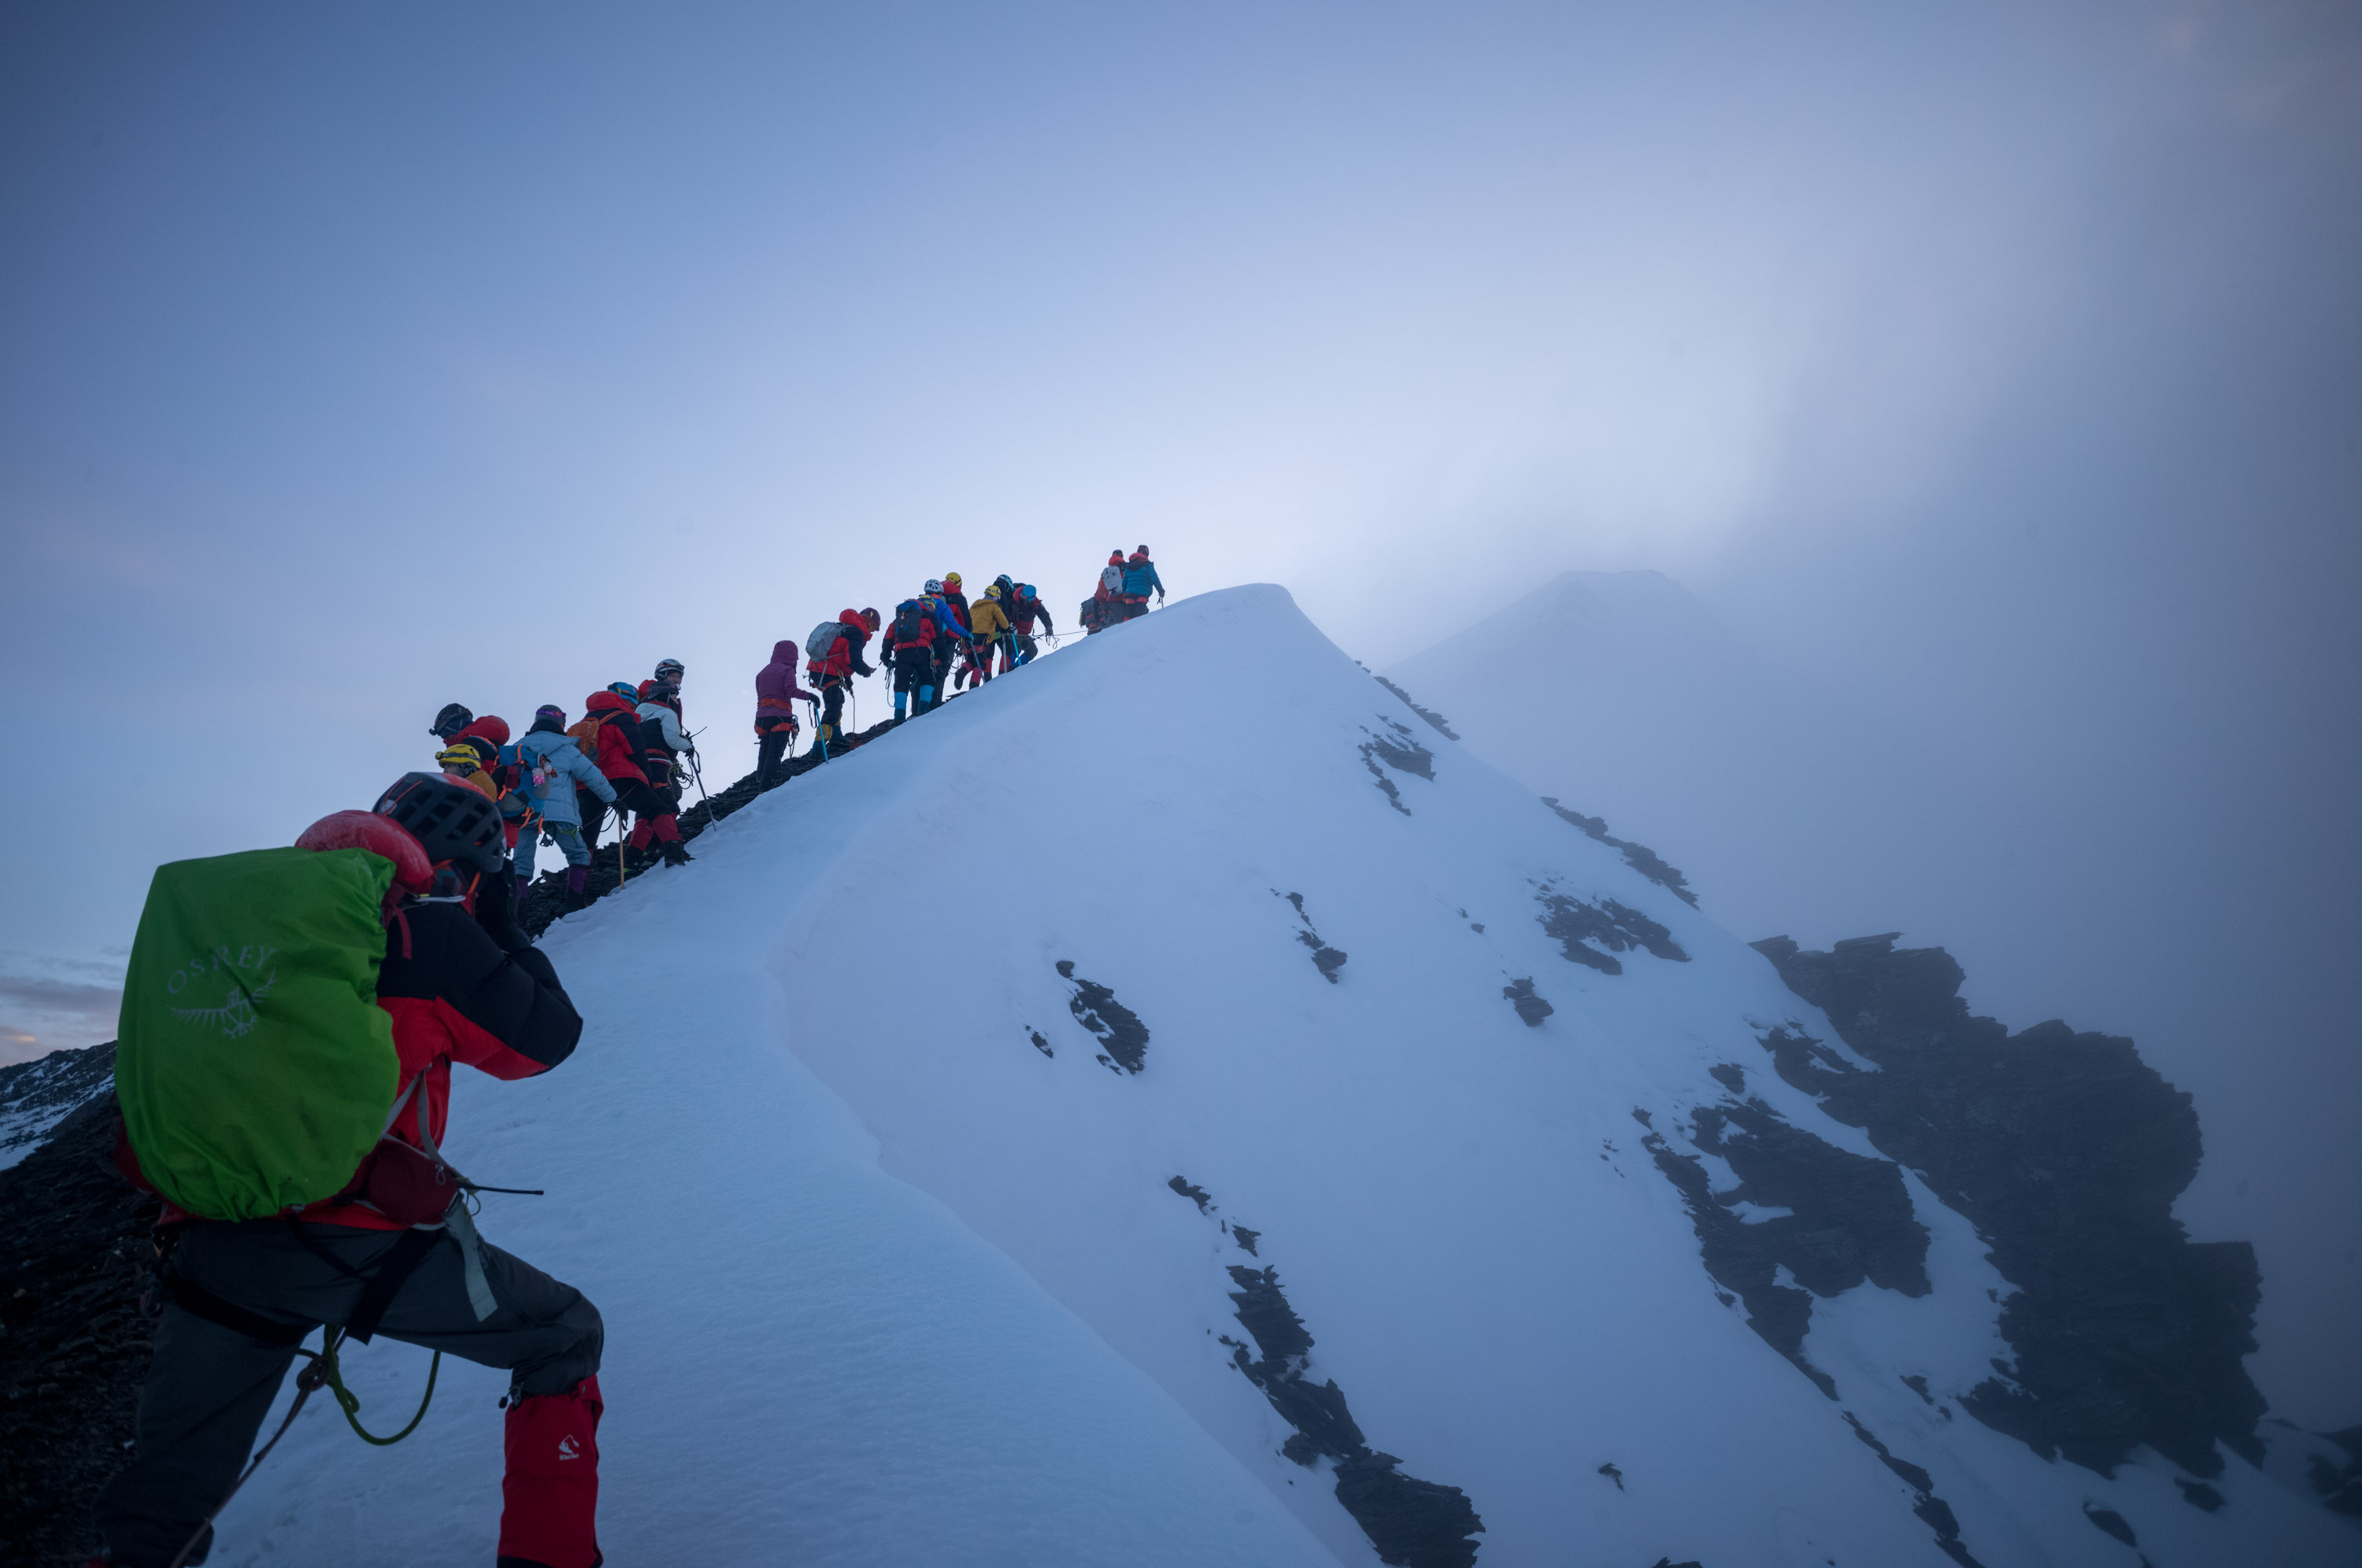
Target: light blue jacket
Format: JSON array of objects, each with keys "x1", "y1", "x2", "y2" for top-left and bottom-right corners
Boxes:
[{"x1": 515, "y1": 727, "x2": 614, "y2": 828}]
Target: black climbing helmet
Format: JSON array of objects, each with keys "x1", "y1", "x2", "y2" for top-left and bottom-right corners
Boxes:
[
  {"x1": 372, "y1": 771, "x2": 507, "y2": 874},
  {"x1": 430, "y1": 702, "x2": 474, "y2": 741}
]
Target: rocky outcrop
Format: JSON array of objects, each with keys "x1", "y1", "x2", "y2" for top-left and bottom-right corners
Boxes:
[
  {"x1": 1374, "y1": 678, "x2": 1460, "y2": 741},
  {"x1": 1752, "y1": 933, "x2": 2266, "y2": 1477},
  {"x1": 1535, "y1": 886, "x2": 1689, "y2": 974},
  {"x1": 1635, "y1": 1089, "x2": 1930, "y2": 1400},
  {"x1": 1539, "y1": 800, "x2": 1697, "y2": 908},
  {"x1": 0, "y1": 1040, "x2": 117, "y2": 1172},
  {"x1": 1171, "y1": 1180, "x2": 1483, "y2": 1567},
  {"x1": 1057, "y1": 961, "x2": 1150, "y2": 1074},
  {"x1": 0, "y1": 1091, "x2": 160, "y2": 1562},
  {"x1": 1279, "y1": 893, "x2": 1348, "y2": 984}
]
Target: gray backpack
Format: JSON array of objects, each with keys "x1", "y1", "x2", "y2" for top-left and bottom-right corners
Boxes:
[{"x1": 804, "y1": 619, "x2": 845, "y2": 659}]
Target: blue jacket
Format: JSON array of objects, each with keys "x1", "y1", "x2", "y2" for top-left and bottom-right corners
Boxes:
[
  {"x1": 516, "y1": 727, "x2": 615, "y2": 828},
  {"x1": 1121, "y1": 559, "x2": 1164, "y2": 597}
]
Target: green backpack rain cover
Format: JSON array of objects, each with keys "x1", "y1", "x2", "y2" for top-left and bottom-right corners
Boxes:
[{"x1": 117, "y1": 846, "x2": 402, "y2": 1220}]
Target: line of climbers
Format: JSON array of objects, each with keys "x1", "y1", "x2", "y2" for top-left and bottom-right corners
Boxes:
[
  {"x1": 84, "y1": 545, "x2": 1171, "y2": 1568},
  {"x1": 1078, "y1": 544, "x2": 1165, "y2": 633}
]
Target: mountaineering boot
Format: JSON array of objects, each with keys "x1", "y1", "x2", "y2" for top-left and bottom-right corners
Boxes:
[
  {"x1": 564, "y1": 866, "x2": 589, "y2": 912},
  {"x1": 659, "y1": 839, "x2": 693, "y2": 868},
  {"x1": 893, "y1": 691, "x2": 907, "y2": 719}
]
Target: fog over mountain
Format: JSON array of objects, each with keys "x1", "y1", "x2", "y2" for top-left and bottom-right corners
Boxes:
[{"x1": 1387, "y1": 567, "x2": 2360, "y2": 1432}]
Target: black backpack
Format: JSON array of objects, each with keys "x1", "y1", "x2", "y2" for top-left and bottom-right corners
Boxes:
[{"x1": 894, "y1": 601, "x2": 929, "y2": 647}]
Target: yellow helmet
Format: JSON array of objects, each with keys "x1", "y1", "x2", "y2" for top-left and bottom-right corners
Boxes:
[
  {"x1": 984, "y1": 583, "x2": 1001, "y2": 599},
  {"x1": 945, "y1": 571, "x2": 963, "y2": 586}
]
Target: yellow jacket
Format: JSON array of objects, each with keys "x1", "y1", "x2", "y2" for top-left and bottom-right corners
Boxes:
[{"x1": 970, "y1": 597, "x2": 1010, "y2": 640}]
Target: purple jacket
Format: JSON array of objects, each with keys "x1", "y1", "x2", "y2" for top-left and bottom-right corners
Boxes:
[{"x1": 756, "y1": 640, "x2": 816, "y2": 723}]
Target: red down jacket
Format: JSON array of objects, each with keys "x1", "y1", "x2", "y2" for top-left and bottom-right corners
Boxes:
[
  {"x1": 298, "y1": 889, "x2": 582, "y2": 1231},
  {"x1": 583, "y1": 690, "x2": 650, "y2": 785},
  {"x1": 812, "y1": 610, "x2": 873, "y2": 683}
]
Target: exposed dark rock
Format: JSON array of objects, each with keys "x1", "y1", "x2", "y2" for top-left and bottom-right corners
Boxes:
[
  {"x1": 0, "y1": 1090, "x2": 160, "y2": 1562},
  {"x1": 2082, "y1": 1503, "x2": 2137, "y2": 1546},
  {"x1": 1647, "y1": 1560, "x2": 1704, "y2": 1568},
  {"x1": 1752, "y1": 933, "x2": 2268, "y2": 1477},
  {"x1": 1231, "y1": 1226, "x2": 1261, "y2": 1257},
  {"x1": 1299, "y1": 934, "x2": 1349, "y2": 982},
  {"x1": 1706, "y1": 1063, "x2": 1746, "y2": 1096},
  {"x1": 1364, "y1": 719, "x2": 1436, "y2": 779},
  {"x1": 1598, "y1": 1461, "x2": 1624, "y2": 1490},
  {"x1": 1539, "y1": 799, "x2": 1698, "y2": 908},
  {"x1": 1640, "y1": 1089, "x2": 1931, "y2": 1400},
  {"x1": 1375, "y1": 677, "x2": 1460, "y2": 740},
  {"x1": 1028, "y1": 1029, "x2": 1053, "y2": 1057},
  {"x1": 1536, "y1": 889, "x2": 1689, "y2": 975},
  {"x1": 1842, "y1": 1411, "x2": 1986, "y2": 1566},
  {"x1": 1332, "y1": 1451, "x2": 1484, "y2": 1568},
  {"x1": 1502, "y1": 978, "x2": 1554, "y2": 1026},
  {"x1": 0, "y1": 1041, "x2": 117, "y2": 1169},
  {"x1": 1172, "y1": 1186, "x2": 1482, "y2": 1567},
  {"x1": 2175, "y1": 1478, "x2": 2226, "y2": 1512},
  {"x1": 1221, "y1": 1264, "x2": 1483, "y2": 1567},
  {"x1": 1276, "y1": 893, "x2": 1349, "y2": 983},
  {"x1": 1055, "y1": 962, "x2": 1150, "y2": 1074},
  {"x1": 1362, "y1": 754, "x2": 1411, "y2": 815},
  {"x1": 1689, "y1": 1100, "x2": 1931, "y2": 1299},
  {"x1": 1638, "y1": 1126, "x2": 1831, "y2": 1396},
  {"x1": 1902, "y1": 1374, "x2": 1934, "y2": 1405}
]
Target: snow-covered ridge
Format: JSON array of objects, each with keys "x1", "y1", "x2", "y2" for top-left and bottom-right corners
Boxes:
[{"x1": 110, "y1": 586, "x2": 2362, "y2": 1562}]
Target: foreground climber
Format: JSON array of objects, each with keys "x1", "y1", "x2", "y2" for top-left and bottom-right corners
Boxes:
[{"x1": 96, "y1": 774, "x2": 603, "y2": 1568}]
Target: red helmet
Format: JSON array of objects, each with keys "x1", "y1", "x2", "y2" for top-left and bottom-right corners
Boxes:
[
  {"x1": 296, "y1": 810, "x2": 434, "y2": 893},
  {"x1": 456, "y1": 715, "x2": 510, "y2": 747}
]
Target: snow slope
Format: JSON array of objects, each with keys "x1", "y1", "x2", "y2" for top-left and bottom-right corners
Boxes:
[
  {"x1": 213, "y1": 586, "x2": 2353, "y2": 1566},
  {"x1": 1380, "y1": 569, "x2": 1809, "y2": 944}
]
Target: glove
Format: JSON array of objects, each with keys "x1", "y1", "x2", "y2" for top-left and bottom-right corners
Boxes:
[{"x1": 472, "y1": 864, "x2": 532, "y2": 955}]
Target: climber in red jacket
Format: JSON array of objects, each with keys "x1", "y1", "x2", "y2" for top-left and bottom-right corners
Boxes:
[{"x1": 95, "y1": 777, "x2": 604, "y2": 1568}]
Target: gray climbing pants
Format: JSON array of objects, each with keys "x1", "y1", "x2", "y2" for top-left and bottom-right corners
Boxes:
[{"x1": 97, "y1": 1218, "x2": 601, "y2": 1566}]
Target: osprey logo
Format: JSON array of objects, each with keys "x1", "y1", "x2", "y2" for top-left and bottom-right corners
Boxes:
[
  {"x1": 557, "y1": 1435, "x2": 581, "y2": 1461},
  {"x1": 165, "y1": 945, "x2": 280, "y2": 1038}
]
